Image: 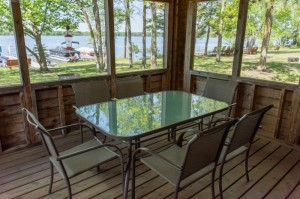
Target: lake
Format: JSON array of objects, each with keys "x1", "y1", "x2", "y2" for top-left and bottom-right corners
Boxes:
[{"x1": 0, "y1": 35, "x2": 223, "y2": 59}]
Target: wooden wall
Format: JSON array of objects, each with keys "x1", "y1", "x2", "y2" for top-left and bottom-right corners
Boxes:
[
  {"x1": 0, "y1": 74, "x2": 166, "y2": 153},
  {"x1": 192, "y1": 76, "x2": 300, "y2": 146}
]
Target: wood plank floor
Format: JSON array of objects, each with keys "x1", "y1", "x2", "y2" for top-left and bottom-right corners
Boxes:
[{"x1": 0, "y1": 131, "x2": 299, "y2": 199}]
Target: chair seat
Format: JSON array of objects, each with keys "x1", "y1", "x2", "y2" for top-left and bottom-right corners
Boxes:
[
  {"x1": 51, "y1": 139, "x2": 118, "y2": 178},
  {"x1": 141, "y1": 145, "x2": 215, "y2": 188},
  {"x1": 219, "y1": 145, "x2": 248, "y2": 163}
]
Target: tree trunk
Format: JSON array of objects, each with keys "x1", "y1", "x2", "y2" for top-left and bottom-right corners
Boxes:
[
  {"x1": 80, "y1": 6, "x2": 101, "y2": 72},
  {"x1": 258, "y1": 2, "x2": 273, "y2": 71},
  {"x1": 142, "y1": 2, "x2": 147, "y2": 69},
  {"x1": 92, "y1": 0, "x2": 104, "y2": 72},
  {"x1": 123, "y1": 25, "x2": 127, "y2": 58},
  {"x1": 216, "y1": 0, "x2": 226, "y2": 62},
  {"x1": 35, "y1": 34, "x2": 48, "y2": 71},
  {"x1": 125, "y1": 0, "x2": 133, "y2": 68},
  {"x1": 204, "y1": 25, "x2": 210, "y2": 56},
  {"x1": 150, "y1": 2, "x2": 157, "y2": 69}
]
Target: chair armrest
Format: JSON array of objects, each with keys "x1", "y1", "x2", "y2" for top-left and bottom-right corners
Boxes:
[
  {"x1": 58, "y1": 143, "x2": 123, "y2": 161},
  {"x1": 48, "y1": 123, "x2": 96, "y2": 137},
  {"x1": 177, "y1": 129, "x2": 201, "y2": 147},
  {"x1": 48, "y1": 123, "x2": 93, "y2": 132},
  {"x1": 134, "y1": 147, "x2": 182, "y2": 170}
]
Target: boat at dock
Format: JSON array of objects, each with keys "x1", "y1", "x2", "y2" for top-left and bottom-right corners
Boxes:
[{"x1": 48, "y1": 41, "x2": 81, "y2": 63}]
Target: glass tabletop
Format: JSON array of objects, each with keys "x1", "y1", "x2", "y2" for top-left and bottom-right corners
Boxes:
[{"x1": 76, "y1": 91, "x2": 229, "y2": 140}]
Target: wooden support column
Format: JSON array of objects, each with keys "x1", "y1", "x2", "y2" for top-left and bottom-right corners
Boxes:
[
  {"x1": 11, "y1": 0, "x2": 37, "y2": 144},
  {"x1": 289, "y1": 80, "x2": 300, "y2": 144},
  {"x1": 232, "y1": 0, "x2": 249, "y2": 80},
  {"x1": 183, "y1": 1, "x2": 197, "y2": 92},
  {"x1": 105, "y1": 0, "x2": 116, "y2": 97}
]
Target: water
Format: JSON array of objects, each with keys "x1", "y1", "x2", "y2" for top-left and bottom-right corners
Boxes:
[{"x1": 0, "y1": 35, "x2": 230, "y2": 59}]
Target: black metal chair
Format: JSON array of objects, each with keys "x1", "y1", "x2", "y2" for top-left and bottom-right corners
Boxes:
[
  {"x1": 22, "y1": 108, "x2": 124, "y2": 199},
  {"x1": 218, "y1": 105, "x2": 273, "y2": 199},
  {"x1": 131, "y1": 119, "x2": 238, "y2": 199}
]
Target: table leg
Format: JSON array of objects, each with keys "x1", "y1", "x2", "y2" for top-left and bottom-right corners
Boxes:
[{"x1": 123, "y1": 141, "x2": 133, "y2": 199}]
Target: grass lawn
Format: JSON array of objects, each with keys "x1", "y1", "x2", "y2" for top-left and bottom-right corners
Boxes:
[
  {"x1": 193, "y1": 47, "x2": 300, "y2": 84},
  {"x1": 0, "y1": 58, "x2": 163, "y2": 87}
]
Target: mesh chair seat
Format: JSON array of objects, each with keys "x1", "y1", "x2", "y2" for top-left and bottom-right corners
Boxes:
[{"x1": 56, "y1": 139, "x2": 118, "y2": 178}]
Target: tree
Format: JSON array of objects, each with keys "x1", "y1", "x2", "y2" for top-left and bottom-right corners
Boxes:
[
  {"x1": 125, "y1": 0, "x2": 133, "y2": 68},
  {"x1": 195, "y1": 2, "x2": 218, "y2": 55},
  {"x1": 216, "y1": 0, "x2": 226, "y2": 62},
  {"x1": 142, "y1": 2, "x2": 147, "y2": 68},
  {"x1": 75, "y1": 0, "x2": 106, "y2": 72},
  {"x1": 0, "y1": 0, "x2": 82, "y2": 71},
  {"x1": 150, "y1": 2, "x2": 157, "y2": 69},
  {"x1": 258, "y1": 0, "x2": 274, "y2": 71}
]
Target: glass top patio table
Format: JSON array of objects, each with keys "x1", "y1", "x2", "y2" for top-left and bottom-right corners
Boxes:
[{"x1": 76, "y1": 90, "x2": 229, "y2": 141}]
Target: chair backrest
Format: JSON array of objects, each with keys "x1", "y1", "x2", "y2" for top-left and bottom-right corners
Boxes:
[
  {"x1": 72, "y1": 80, "x2": 111, "y2": 107},
  {"x1": 22, "y1": 108, "x2": 60, "y2": 160},
  {"x1": 180, "y1": 119, "x2": 237, "y2": 180},
  {"x1": 227, "y1": 105, "x2": 273, "y2": 154},
  {"x1": 114, "y1": 76, "x2": 144, "y2": 99},
  {"x1": 203, "y1": 78, "x2": 238, "y2": 116}
]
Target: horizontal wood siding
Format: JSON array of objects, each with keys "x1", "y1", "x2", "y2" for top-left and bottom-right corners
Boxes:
[
  {"x1": 0, "y1": 74, "x2": 165, "y2": 153},
  {"x1": 192, "y1": 76, "x2": 300, "y2": 145}
]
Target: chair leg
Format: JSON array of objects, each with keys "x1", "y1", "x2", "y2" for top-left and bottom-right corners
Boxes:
[
  {"x1": 80, "y1": 124, "x2": 83, "y2": 143},
  {"x1": 174, "y1": 185, "x2": 180, "y2": 199},
  {"x1": 245, "y1": 148, "x2": 250, "y2": 182},
  {"x1": 167, "y1": 129, "x2": 171, "y2": 141},
  {"x1": 48, "y1": 162, "x2": 54, "y2": 194},
  {"x1": 65, "y1": 178, "x2": 72, "y2": 199},
  {"x1": 131, "y1": 155, "x2": 136, "y2": 199},
  {"x1": 97, "y1": 165, "x2": 101, "y2": 173},
  {"x1": 211, "y1": 168, "x2": 216, "y2": 199},
  {"x1": 102, "y1": 135, "x2": 107, "y2": 143},
  {"x1": 219, "y1": 163, "x2": 225, "y2": 199}
]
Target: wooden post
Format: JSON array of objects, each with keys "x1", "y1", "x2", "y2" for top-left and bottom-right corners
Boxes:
[
  {"x1": 105, "y1": 0, "x2": 116, "y2": 98},
  {"x1": 183, "y1": 1, "x2": 197, "y2": 92},
  {"x1": 11, "y1": 0, "x2": 37, "y2": 144},
  {"x1": 232, "y1": 0, "x2": 249, "y2": 80},
  {"x1": 288, "y1": 80, "x2": 300, "y2": 144}
]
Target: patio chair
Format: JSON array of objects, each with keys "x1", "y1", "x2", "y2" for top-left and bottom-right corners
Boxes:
[
  {"x1": 131, "y1": 119, "x2": 238, "y2": 199},
  {"x1": 72, "y1": 80, "x2": 111, "y2": 108},
  {"x1": 201, "y1": 78, "x2": 238, "y2": 129},
  {"x1": 218, "y1": 105, "x2": 273, "y2": 199},
  {"x1": 224, "y1": 46, "x2": 230, "y2": 56},
  {"x1": 22, "y1": 108, "x2": 124, "y2": 199},
  {"x1": 114, "y1": 76, "x2": 144, "y2": 99},
  {"x1": 72, "y1": 80, "x2": 111, "y2": 142},
  {"x1": 208, "y1": 47, "x2": 218, "y2": 56},
  {"x1": 170, "y1": 78, "x2": 237, "y2": 141}
]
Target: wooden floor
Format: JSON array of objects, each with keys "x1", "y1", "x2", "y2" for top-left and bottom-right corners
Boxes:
[{"x1": 0, "y1": 131, "x2": 300, "y2": 199}]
